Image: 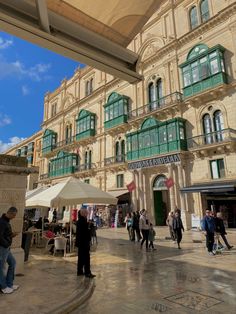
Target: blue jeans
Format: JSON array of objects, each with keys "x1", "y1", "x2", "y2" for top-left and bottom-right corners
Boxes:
[{"x1": 0, "y1": 246, "x2": 16, "y2": 289}]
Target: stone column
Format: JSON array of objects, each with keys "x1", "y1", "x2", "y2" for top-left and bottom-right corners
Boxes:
[
  {"x1": 0, "y1": 155, "x2": 29, "y2": 274},
  {"x1": 177, "y1": 163, "x2": 191, "y2": 230},
  {"x1": 137, "y1": 169, "x2": 144, "y2": 209},
  {"x1": 132, "y1": 171, "x2": 139, "y2": 211},
  {"x1": 168, "y1": 164, "x2": 175, "y2": 210}
]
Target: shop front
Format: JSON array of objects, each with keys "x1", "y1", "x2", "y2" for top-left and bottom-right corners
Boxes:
[{"x1": 181, "y1": 181, "x2": 236, "y2": 228}]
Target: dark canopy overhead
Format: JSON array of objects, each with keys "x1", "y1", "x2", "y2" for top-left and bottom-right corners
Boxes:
[{"x1": 0, "y1": 0, "x2": 164, "y2": 83}]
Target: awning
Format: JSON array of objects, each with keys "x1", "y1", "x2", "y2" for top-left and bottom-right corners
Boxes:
[
  {"x1": 181, "y1": 181, "x2": 236, "y2": 194},
  {"x1": 0, "y1": 0, "x2": 164, "y2": 83},
  {"x1": 108, "y1": 190, "x2": 129, "y2": 198}
]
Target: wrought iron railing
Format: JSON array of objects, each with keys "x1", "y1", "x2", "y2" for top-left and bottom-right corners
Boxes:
[
  {"x1": 127, "y1": 92, "x2": 183, "y2": 121},
  {"x1": 104, "y1": 154, "x2": 126, "y2": 166},
  {"x1": 54, "y1": 135, "x2": 77, "y2": 150},
  {"x1": 74, "y1": 163, "x2": 96, "y2": 172},
  {"x1": 187, "y1": 128, "x2": 236, "y2": 149}
]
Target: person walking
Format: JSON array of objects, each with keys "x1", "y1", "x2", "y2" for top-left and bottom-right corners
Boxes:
[
  {"x1": 172, "y1": 211, "x2": 184, "y2": 249},
  {"x1": 132, "y1": 212, "x2": 141, "y2": 242},
  {"x1": 0, "y1": 207, "x2": 19, "y2": 294},
  {"x1": 124, "y1": 213, "x2": 133, "y2": 241},
  {"x1": 139, "y1": 209, "x2": 150, "y2": 251},
  {"x1": 215, "y1": 212, "x2": 233, "y2": 250},
  {"x1": 148, "y1": 223, "x2": 156, "y2": 251},
  {"x1": 76, "y1": 208, "x2": 96, "y2": 278},
  {"x1": 202, "y1": 209, "x2": 216, "y2": 256},
  {"x1": 166, "y1": 211, "x2": 175, "y2": 241}
]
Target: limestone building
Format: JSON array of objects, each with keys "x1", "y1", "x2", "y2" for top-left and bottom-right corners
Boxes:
[{"x1": 5, "y1": 0, "x2": 236, "y2": 229}]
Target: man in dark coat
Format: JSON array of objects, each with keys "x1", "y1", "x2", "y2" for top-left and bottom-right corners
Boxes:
[
  {"x1": 76, "y1": 208, "x2": 95, "y2": 278},
  {"x1": 172, "y1": 211, "x2": 184, "y2": 249},
  {"x1": 0, "y1": 207, "x2": 19, "y2": 294},
  {"x1": 202, "y1": 209, "x2": 216, "y2": 255},
  {"x1": 215, "y1": 212, "x2": 233, "y2": 250}
]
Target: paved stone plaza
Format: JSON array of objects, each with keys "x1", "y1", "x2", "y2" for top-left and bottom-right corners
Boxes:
[
  {"x1": 0, "y1": 227, "x2": 235, "y2": 314},
  {"x1": 76, "y1": 227, "x2": 236, "y2": 314}
]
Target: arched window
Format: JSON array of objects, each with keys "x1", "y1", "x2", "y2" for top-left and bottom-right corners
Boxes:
[
  {"x1": 153, "y1": 175, "x2": 168, "y2": 191},
  {"x1": 90, "y1": 78, "x2": 93, "y2": 94},
  {"x1": 121, "y1": 140, "x2": 125, "y2": 160},
  {"x1": 156, "y1": 79, "x2": 163, "y2": 105},
  {"x1": 65, "y1": 124, "x2": 72, "y2": 144},
  {"x1": 85, "y1": 81, "x2": 90, "y2": 96},
  {"x1": 115, "y1": 141, "x2": 120, "y2": 161},
  {"x1": 203, "y1": 110, "x2": 224, "y2": 144},
  {"x1": 203, "y1": 114, "x2": 213, "y2": 144},
  {"x1": 148, "y1": 82, "x2": 155, "y2": 104},
  {"x1": 189, "y1": 6, "x2": 198, "y2": 30},
  {"x1": 200, "y1": 0, "x2": 210, "y2": 23},
  {"x1": 213, "y1": 110, "x2": 224, "y2": 141},
  {"x1": 148, "y1": 79, "x2": 163, "y2": 110}
]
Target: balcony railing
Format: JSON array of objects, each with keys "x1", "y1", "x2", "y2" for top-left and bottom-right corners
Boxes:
[
  {"x1": 187, "y1": 128, "x2": 236, "y2": 149},
  {"x1": 127, "y1": 92, "x2": 183, "y2": 121},
  {"x1": 54, "y1": 135, "x2": 77, "y2": 150},
  {"x1": 104, "y1": 154, "x2": 126, "y2": 166},
  {"x1": 74, "y1": 163, "x2": 96, "y2": 172}
]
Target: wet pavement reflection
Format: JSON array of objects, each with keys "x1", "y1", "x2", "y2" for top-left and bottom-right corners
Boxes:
[{"x1": 73, "y1": 228, "x2": 236, "y2": 314}]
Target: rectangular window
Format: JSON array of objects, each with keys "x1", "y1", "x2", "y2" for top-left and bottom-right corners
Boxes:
[
  {"x1": 84, "y1": 179, "x2": 90, "y2": 184},
  {"x1": 116, "y1": 174, "x2": 124, "y2": 188},
  {"x1": 210, "y1": 159, "x2": 225, "y2": 179},
  {"x1": 200, "y1": 57, "x2": 209, "y2": 79},
  {"x1": 183, "y1": 66, "x2": 191, "y2": 87},
  {"x1": 159, "y1": 127, "x2": 167, "y2": 144},
  {"x1": 191, "y1": 61, "x2": 199, "y2": 83},
  {"x1": 210, "y1": 59, "x2": 219, "y2": 75}
]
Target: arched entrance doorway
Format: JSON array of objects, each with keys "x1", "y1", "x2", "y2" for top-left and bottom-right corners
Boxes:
[{"x1": 153, "y1": 175, "x2": 169, "y2": 225}]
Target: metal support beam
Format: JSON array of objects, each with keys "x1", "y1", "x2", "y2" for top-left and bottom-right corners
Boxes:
[{"x1": 35, "y1": 0, "x2": 50, "y2": 33}]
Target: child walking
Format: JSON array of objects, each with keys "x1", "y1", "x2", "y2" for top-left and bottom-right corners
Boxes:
[{"x1": 149, "y1": 223, "x2": 156, "y2": 251}]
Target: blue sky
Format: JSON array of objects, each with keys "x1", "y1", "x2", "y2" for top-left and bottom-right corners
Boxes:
[{"x1": 0, "y1": 31, "x2": 82, "y2": 152}]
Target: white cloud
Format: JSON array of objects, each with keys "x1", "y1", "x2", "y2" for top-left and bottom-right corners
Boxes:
[
  {"x1": 0, "y1": 136, "x2": 25, "y2": 153},
  {"x1": 0, "y1": 113, "x2": 11, "y2": 127},
  {"x1": 0, "y1": 55, "x2": 51, "y2": 81},
  {"x1": 0, "y1": 37, "x2": 13, "y2": 49},
  {"x1": 22, "y1": 85, "x2": 30, "y2": 95}
]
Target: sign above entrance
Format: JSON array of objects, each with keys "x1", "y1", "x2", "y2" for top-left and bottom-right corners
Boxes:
[{"x1": 128, "y1": 154, "x2": 180, "y2": 170}]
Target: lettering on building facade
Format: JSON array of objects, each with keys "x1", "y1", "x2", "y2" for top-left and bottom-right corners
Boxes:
[{"x1": 128, "y1": 154, "x2": 180, "y2": 170}]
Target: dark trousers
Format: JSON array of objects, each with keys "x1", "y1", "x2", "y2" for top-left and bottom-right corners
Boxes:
[
  {"x1": 134, "y1": 228, "x2": 142, "y2": 242},
  {"x1": 77, "y1": 246, "x2": 91, "y2": 275},
  {"x1": 206, "y1": 232, "x2": 215, "y2": 252},
  {"x1": 141, "y1": 229, "x2": 149, "y2": 249},
  {"x1": 174, "y1": 229, "x2": 182, "y2": 246},
  {"x1": 220, "y1": 233, "x2": 231, "y2": 249},
  {"x1": 149, "y1": 241, "x2": 154, "y2": 249}
]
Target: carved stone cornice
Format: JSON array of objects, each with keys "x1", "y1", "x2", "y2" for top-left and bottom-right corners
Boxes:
[{"x1": 142, "y1": 2, "x2": 236, "y2": 71}]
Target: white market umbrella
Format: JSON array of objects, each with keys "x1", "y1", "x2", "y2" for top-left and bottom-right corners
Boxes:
[
  {"x1": 25, "y1": 177, "x2": 118, "y2": 252},
  {"x1": 26, "y1": 186, "x2": 50, "y2": 232},
  {"x1": 26, "y1": 186, "x2": 49, "y2": 200},
  {"x1": 25, "y1": 177, "x2": 118, "y2": 208}
]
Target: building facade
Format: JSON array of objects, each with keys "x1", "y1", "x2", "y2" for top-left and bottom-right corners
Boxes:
[{"x1": 5, "y1": 0, "x2": 236, "y2": 228}]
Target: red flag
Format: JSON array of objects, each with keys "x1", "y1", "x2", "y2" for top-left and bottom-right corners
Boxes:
[
  {"x1": 165, "y1": 177, "x2": 174, "y2": 189},
  {"x1": 126, "y1": 181, "x2": 136, "y2": 192}
]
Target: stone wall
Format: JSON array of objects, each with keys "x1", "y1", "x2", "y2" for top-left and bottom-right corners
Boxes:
[{"x1": 0, "y1": 154, "x2": 28, "y2": 274}]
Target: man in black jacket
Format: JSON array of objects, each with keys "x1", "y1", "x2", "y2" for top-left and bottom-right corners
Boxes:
[
  {"x1": 215, "y1": 212, "x2": 233, "y2": 250},
  {"x1": 76, "y1": 208, "x2": 96, "y2": 278},
  {"x1": 0, "y1": 207, "x2": 19, "y2": 294}
]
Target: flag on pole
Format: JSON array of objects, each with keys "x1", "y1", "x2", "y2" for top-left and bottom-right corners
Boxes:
[
  {"x1": 165, "y1": 177, "x2": 174, "y2": 189},
  {"x1": 126, "y1": 180, "x2": 136, "y2": 193}
]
